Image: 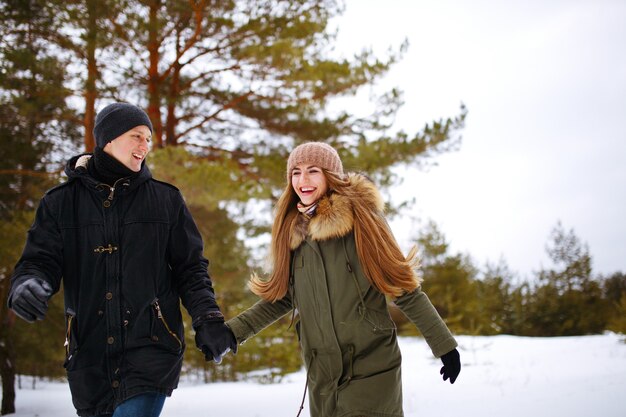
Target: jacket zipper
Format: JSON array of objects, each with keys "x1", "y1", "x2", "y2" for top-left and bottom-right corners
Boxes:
[
  {"x1": 95, "y1": 178, "x2": 130, "y2": 201},
  {"x1": 111, "y1": 178, "x2": 131, "y2": 200},
  {"x1": 64, "y1": 309, "x2": 76, "y2": 360},
  {"x1": 151, "y1": 299, "x2": 182, "y2": 348}
]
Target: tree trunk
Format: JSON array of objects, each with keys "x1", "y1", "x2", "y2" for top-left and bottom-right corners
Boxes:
[
  {"x1": 0, "y1": 310, "x2": 17, "y2": 415},
  {"x1": 146, "y1": 0, "x2": 163, "y2": 148},
  {"x1": 165, "y1": 63, "x2": 181, "y2": 146},
  {"x1": 83, "y1": 0, "x2": 99, "y2": 152}
]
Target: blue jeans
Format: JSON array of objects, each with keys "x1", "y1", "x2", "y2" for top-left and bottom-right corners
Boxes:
[{"x1": 92, "y1": 392, "x2": 166, "y2": 417}]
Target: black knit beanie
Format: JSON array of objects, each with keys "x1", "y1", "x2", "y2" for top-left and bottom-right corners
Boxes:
[{"x1": 93, "y1": 102, "x2": 153, "y2": 149}]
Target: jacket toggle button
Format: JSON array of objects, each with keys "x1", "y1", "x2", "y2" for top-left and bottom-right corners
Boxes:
[
  {"x1": 105, "y1": 292, "x2": 113, "y2": 300},
  {"x1": 103, "y1": 200, "x2": 111, "y2": 208},
  {"x1": 111, "y1": 380, "x2": 119, "y2": 388},
  {"x1": 107, "y1": 336, "x2": 114, "y2": 344},
  {"x1": 94, "y1": 244, "x2": 118, "y2": 254}
]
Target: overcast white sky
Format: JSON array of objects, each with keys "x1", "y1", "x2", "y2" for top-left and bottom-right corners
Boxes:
[{"x1": 331, "y1": 0, "x2": 626, "y2": 279}]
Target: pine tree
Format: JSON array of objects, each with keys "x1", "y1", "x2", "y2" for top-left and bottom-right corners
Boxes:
[
  {"x1": 477, "y1": 260, "x2": 515, "y2": 335},
  {"x1": 0, "y1": 0, "x2": 80, "y2": 412},
  {"x1": 89, "y1": 0, "x2": 465, "y2": 189},
  {"x1": 414, "y1": 220, "x2": 477, "y2": 334},
  {"x1": 530, "y1": 222, "x2": 608, "y2": 335},
  {"x1": 1, "y1": 1, "x2": 468, "y2": 400}
]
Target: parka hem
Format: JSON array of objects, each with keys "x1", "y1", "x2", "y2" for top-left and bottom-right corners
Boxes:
[{"x1": 336, "y1": 410, "x2": 403, "y2": 417}]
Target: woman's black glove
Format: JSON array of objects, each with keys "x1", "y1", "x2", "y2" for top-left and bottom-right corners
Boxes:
[
  {"x1": 440, "y1": 348, "x2": 461, "y2": 384},
  {"x1": 194, "y1": 321, "x2": 238, "y2": 364}
]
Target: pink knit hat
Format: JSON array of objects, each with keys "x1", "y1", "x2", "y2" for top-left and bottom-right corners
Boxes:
[{"x1": 286, "y1": 142, "x2": 344, "y2": 179}]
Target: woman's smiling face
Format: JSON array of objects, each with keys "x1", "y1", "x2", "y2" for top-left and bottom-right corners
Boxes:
[{"x1": 291, "y1": 163, "x2": 328, "y2": 205}]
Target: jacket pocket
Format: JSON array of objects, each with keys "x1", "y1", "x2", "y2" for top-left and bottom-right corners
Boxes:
[
  {"x1": 66, "y1": 364, "x2": 110, "y2": 411},
  {"x1": 150, "y1": 298, "x2": 183, "y2": 353},
  {"x1": 360, "y1": 305, "x2": 397, "y2": 333},
  {"x1": 293, "y1": 254, "x2": 304, "y2": 269},
  {"x1": 63, "y1": 308, "x2": 78, "y2": 369}
]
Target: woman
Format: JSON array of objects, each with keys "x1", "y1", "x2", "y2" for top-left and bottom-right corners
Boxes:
[{"x1": 226, "y1": 142, "x2": 460, "y2": 417}]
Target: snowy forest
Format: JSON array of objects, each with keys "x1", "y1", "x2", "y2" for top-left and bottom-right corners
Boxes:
[{"x1": 0, "y1": 0, "x2": 625, "y2": 415}]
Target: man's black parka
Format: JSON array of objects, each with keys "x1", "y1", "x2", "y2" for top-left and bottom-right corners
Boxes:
[{"x1": 9, "y1": 154, "x2": 221, "y2": 416}]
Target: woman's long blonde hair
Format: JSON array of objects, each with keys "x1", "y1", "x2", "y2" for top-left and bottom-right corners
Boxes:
[{"x1": 249, "y1": 170, "x2": 421, "y2": 302}]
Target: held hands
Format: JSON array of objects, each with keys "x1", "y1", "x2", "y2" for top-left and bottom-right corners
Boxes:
[
  {"x1": 10, "y1": 276, "x2": 53, "y2": 323},
  {"x1": 440, "y1": 348, "x2": 461, "y2": 384},
  {"x1": 194, "y1": 321, "x2": 238, "y2": 364}
]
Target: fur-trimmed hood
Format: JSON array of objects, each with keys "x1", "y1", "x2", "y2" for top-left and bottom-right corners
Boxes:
[{"x1": 289, "y1": 173, "x2": 384, "y2": 250}]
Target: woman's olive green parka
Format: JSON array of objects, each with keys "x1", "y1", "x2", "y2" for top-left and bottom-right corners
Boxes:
[{"x1": 227, "y1": 174, "x2": 457, "y2": 417}]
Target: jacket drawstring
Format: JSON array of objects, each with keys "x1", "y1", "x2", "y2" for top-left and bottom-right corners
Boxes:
[{"x1": 296, "y1": 350, "x2": 317, "y2": 417}]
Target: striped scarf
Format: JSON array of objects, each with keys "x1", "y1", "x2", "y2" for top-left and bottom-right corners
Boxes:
[{"x1": 296, "y1": 201, "x2": 318, "y2": 219}]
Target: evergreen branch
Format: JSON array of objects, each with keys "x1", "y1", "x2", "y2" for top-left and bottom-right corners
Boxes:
[{"x1": 174, "y1": 91, "x2": 254, "y2": 140}]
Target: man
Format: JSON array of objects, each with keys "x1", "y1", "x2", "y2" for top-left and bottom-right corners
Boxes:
[{"x1": 7, "y1": 102, "x2": 237, "y2": 417}]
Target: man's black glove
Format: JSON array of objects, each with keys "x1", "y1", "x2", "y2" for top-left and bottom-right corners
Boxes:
[
  {"x1": 440, "y1": 348, "x2": 461, "y2": 384},
  {"x1": 194, "y1": 321, "x2": 238, "y2": 364},
  {"x1": 9, "y1": 277, "x2": 53, "y2": 323}
]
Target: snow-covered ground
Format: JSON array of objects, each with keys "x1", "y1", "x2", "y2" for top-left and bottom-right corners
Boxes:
[{"x1": 8, "y1": 333, "x2": 626, "y2": 417}]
